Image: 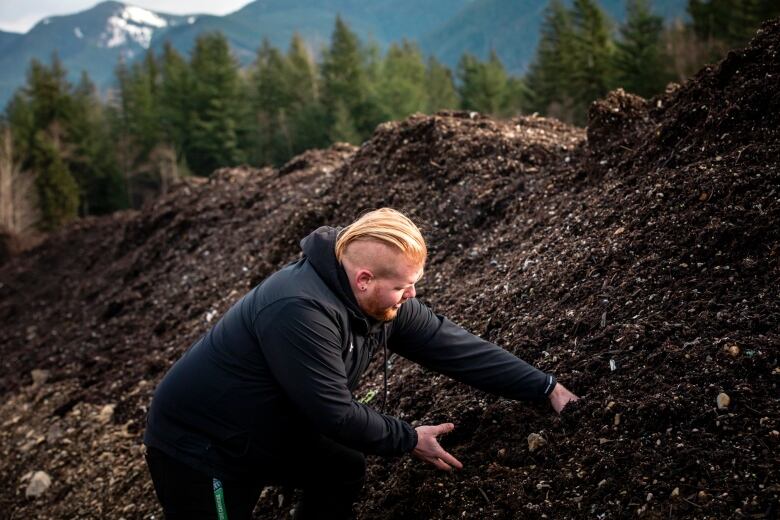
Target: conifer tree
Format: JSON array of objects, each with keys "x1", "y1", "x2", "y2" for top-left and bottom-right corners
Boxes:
[
  {"x1": 113, "y1": 60, "x2": 138, "y2": 204},
  {"x1": 570, "y1": 0, "x2": 615, "y2": 124},
  {"x1": 33, "y1": 133, "x2": 79, "y2": 230},
  {"x1": 250, "y1": 34, "x2": 328, "y2": 165},
  {"x1": 286, "y1": 34, "x2": 328, "y2": 156},
  {"x1": 504, "y1": 76, "x2": 531, "y2": 116},
  {"x1": 69, "y1": 72, "x2": 126, "y2": 214},
  {"x1": 613, "y1": 0, "x2": 671, "y2": 98},
  {"x1": 329, "y1": 100, "x2": 361, "y2": 144},
  {"x1": 159, "y1": 42, "x2": 191, "y2": 166},
  {"x1": 359, "y1": 38, "x2": 390, "y2": 129},
  {"x1": 458, "y1": 51, "x2": 514, "y2": 116},
  {"x1": 487, "y1": 51, "x2": 524, "y2": 116},
  {"x1": 119, "y1": 54, "x2": 160, "y2": 157},
  {"x1": 424, "y1": 56, "x2": 458, "y2": 113},
  {"x1": 29, "y1": 57, "x2": 71, "y2": 129},
  {"x1": 377, "y1": 40, "x2": 427, "y2": 120},
  {"x1": 688, "y1": 0, "x2": 779, "y2": 47},
  {"x1": 114, "y1": 52, "x2": 169, "y2": 204},
  {"x1": 363, "y1": 40, "x2": 384, "y2": 87},
  {"x1": 457, "y1": 54, "x2": 481, "y2": 112},
  {"x1": 188, "y1": 32, "x2": 246, "y2": 176},
  {"x1": 25, "y1": 56, "x2": 74, "y2": 153},
  {"x1": 251, "y1": 39, "x2": 294, "y2": 165},
  {"x1": 321, "y1": 17, "x2": 368, "y2": 139},
  {"x1": 525, "y1": 0, "x2": 577, "y2": 119},
  {"x1": 287, "y1": 34, "x2": 318, "y2": 107},
  {"x1": 14, "y1": 55, "x2": 83, "y2": 228}
]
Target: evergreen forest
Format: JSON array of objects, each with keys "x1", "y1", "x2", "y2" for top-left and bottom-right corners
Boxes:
[{"x1": 0, "y1": 0, "x2": 777, "y2": 232}]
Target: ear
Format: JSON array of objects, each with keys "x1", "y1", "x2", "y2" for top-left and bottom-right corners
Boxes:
[{"x1": 356, "y1": 269, "x2": 373, "y2": 289}]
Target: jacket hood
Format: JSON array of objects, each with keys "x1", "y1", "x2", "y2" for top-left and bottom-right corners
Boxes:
[{"x1": 300, "y1": 226, "x2": 366, "y2": 320}]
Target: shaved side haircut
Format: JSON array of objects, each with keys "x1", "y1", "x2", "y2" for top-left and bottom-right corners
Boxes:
[{"x1": 335, "y1": 208, "x2": 427, "y2": 268}]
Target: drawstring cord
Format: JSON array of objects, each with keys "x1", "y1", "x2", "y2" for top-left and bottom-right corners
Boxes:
[{"x1": 382, "y1": 323, "x2": 389, "y2": 413}]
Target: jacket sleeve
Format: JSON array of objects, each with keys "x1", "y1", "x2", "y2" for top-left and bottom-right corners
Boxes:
[
  {"x1": 254, "y1": 298, "x2": 417, "y2": 455},
  {"x1": 388, "y1": 298, "x2": 556, "y2": 401}
]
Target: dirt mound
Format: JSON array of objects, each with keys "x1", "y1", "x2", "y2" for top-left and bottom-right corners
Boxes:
[
  {"x1": 587, "y1": 88, "x2": 650, "y2": 160},
  {"x1": 1, "y1": 20, "x2": 779, "y2": 520},
  {"x1": 592, "y1": 18, "x2": 780, "y2": 178}
]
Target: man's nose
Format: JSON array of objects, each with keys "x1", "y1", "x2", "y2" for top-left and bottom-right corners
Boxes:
[{"x1": 404, "y1": 285, "x2": 416, "y2": 299}]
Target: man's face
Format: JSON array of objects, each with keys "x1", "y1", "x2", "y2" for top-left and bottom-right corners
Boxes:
[{"x1": 360, "y1": 259, "x2": 423, "y2": 322}]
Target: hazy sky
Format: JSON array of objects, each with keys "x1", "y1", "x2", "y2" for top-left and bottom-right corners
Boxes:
[{"x1": 0, "y1": 0, "x2": 252, "y2": 33}]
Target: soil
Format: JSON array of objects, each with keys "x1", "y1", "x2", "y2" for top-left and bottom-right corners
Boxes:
[{"x1": 1, "y1": 19, "x2": 778, "y2": 520}]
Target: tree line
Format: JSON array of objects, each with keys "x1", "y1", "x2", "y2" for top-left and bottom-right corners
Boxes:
[
  {"x1": 525, "y1": 0, "x2": 778, "y2": 123},
  {"x1": 0, "y1": 0, "x2": 777, "y2": 232}
]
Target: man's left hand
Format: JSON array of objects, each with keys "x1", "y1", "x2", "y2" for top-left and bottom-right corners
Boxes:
[{"x1": 548, "y1": 383, "x2": 579, "y2": 413}]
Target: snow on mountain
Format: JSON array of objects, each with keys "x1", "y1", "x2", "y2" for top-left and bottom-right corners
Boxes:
[
  {"x1": 123, "y1": 5, "x2": 168, "y2": 27},
  {"x1": 100, "y1": 5, "x2": 168, "y2": 49}
]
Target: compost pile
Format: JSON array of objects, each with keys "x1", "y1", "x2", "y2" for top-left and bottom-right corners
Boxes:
[{"x1": 1, "y1": 19, "x2": 778, "y2": 520}]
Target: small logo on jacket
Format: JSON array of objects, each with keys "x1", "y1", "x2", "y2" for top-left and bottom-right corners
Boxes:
[{"x1": 349, "y1": 342, "x2": 354, "y2": 353}]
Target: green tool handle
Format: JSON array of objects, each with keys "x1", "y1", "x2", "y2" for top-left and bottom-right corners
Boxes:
[{"x1": 213, "y1": 478, "x2": 229, "y2": 520}]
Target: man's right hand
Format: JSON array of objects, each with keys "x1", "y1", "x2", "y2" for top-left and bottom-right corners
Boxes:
[
  {"x1": 412, "y1": 423, "x2": 463, "y2": 471},
  {"x1": 548, "y1": 382, "x2": 579, "y2": 413}
]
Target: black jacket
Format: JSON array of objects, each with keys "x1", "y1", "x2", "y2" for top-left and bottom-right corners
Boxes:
[{"x1": 144, "y1": 227, "x2": 556, "y2": 479}]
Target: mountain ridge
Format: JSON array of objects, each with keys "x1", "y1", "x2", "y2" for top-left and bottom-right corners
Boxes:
[
  {"x1": 0, "y1": 1, "x2": 193, "y2": 106},
  {"x1": 0, "y1": 0, "x2": 687, "y2": 108}
]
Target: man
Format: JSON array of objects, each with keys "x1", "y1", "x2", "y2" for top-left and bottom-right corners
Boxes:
[{"x1": 144, "y1": 208, "x2": 578, "y2": 519}]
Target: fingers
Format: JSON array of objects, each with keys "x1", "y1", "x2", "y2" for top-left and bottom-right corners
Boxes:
[
  {"x1": 433, "y1": 422, "x2": 455, "y2": 435},
  {"x1": 426, "y1": 453, "x2": 461, "y2": 471},
  {"x1": 424, "y1": 438, "x2": 462, "y2": 471},
  {"x1": 431, "y1": 457, "x2": 452, "y2": 471},
  {"x1": 412, "y1": 423, "x2": 462, "y2": 471},
  {"x1": 436, "y1": 448, "x2": 463, "y2": 470}
]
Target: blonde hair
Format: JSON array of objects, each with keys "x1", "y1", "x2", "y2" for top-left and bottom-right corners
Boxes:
[{"x1": 336, "y1": 208, "x2": 427, "y2": 265}]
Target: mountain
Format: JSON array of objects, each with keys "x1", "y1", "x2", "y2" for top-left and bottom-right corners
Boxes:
[
  {"x1": 150, "y1": 0, "x2": 473, "y2": 63},
  {"x1": 148, "y1": 14, "x2": 260, "y2": 64},
  {"x1": 0, "y1": 30, "x2": 21, "y2": 52},
  {"x1": 0, "y1": 2, "x2": 194, "y2": 106},
  {"x1": 420, "y1": 0, "x2": 548, "y2": 75},
  {"x1": 223, "y1": 0, "x2": 472, "y2": 52},
  {"x1": 0, "y1": 0, "x2": 687, "y2": 108},
  {"x1": 0, "y1": 0, "x2": 477, "y2": 107}
]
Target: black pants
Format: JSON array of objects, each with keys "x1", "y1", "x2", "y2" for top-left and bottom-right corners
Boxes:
[{"x1": 145, "y1": 436, "x2": 366, "y2": 520}]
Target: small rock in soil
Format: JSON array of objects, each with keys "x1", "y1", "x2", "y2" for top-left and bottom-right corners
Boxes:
[
  {"x1": 97, "y1": 404, "x2": 115, "y2": 424},
  {"x1": 527, "y1": 433, "x2": 547, "y2": 452},
  {"x1": 31, "y1": 369, "x2": 49, "y2": 387},
  {"x1": 25, "y1": 471, "x2": 51, "y2": 498}
]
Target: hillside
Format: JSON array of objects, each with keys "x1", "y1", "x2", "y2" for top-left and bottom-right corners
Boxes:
[{"x1": 0, "y1": 18, "x2": 778, "y2": 520}]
